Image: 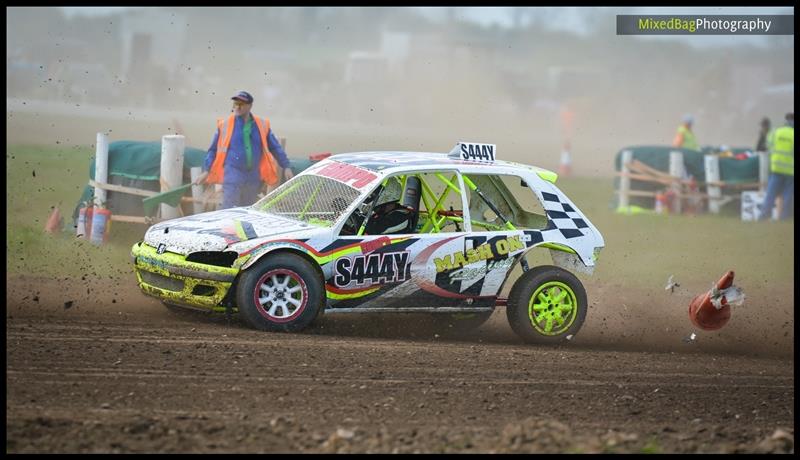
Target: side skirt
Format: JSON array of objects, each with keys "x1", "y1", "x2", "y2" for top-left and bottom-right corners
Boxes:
[{"x1": 323, "y1": 306, "x2": 496, "y2": 313}]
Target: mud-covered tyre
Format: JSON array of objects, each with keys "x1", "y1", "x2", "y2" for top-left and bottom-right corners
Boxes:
[
  {"x1": 236, "y1": 253, "x2": 324, "y2": 332},
  {"x1": 506, "y1": 265, "x2": 587, "y2": 344}
]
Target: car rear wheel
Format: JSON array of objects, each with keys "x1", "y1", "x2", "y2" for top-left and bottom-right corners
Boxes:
[
  {"x1": 506, "y1": 265, "x2": 587, "y2": 344},
  {"x1": 236, "y1": 253, "x2": 324, "y2": 332}
]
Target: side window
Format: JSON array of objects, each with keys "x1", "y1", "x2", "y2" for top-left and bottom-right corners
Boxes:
[
  {"x1": 341, "y1": 171, "x2": 467, "y2": 236},
  {"x1": 464, "y1": 174, "x2": 548, "y2": 231}
]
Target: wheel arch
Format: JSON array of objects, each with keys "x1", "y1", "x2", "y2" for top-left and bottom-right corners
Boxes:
[
  {"x1": 240, "y1": 245, "x2": 325, "y2": 285},
  {"x1": 498, "y1": 242, "x2": 584, "y2": 296}
]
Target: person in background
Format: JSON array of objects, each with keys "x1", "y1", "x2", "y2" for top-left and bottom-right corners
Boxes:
[
  {"x1": 672, "y1": 114, "x2": 699, "y2": 150},
  {"x1": 195, "y1": 90, "x2": 294, "y2": 209},
  {"x1": 759, "y1": 113, "x2": 794, "y2": 221},
  {"x1": 756, "y1": 117, "x2": 772, "y2": 152}
]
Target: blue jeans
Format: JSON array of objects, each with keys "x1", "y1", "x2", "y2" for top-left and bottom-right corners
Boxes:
[
  {"x1": 759, "y1": 173, "x2": 794, "y2": 220},
  {"x1": 222, "y1": 182, "x2": 261, "y2": 209}
]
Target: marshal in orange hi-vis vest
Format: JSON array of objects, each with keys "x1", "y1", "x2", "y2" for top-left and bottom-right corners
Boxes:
[{"x1": 206, "y1": 114, "x2": 279, "y2": 185}]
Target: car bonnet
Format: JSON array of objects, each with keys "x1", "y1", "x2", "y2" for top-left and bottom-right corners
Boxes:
[{"x1": 143, "y1": 207, "x2": 322, "y2": 255}]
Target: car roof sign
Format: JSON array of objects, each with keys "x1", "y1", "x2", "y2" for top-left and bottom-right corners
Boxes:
[{"x1": 447, "y1": 142, "x2": 497, "y2": 163}]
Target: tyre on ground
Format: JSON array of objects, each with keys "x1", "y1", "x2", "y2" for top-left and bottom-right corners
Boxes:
[
  {"x1": 235, "y1": 252, "x2": 325, "y2": 332},
  {"x1": 506, "y1": 265, "x2": 587, "y2": 344}
]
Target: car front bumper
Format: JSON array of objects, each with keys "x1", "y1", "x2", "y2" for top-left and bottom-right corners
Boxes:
[{"x1": 131, "y1": 242, "x2": 240, "y2": 311}]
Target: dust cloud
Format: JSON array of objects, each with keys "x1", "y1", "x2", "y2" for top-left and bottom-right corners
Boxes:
[{"x1": 6, "y1": 7, "x2": 794, "y2": 176}]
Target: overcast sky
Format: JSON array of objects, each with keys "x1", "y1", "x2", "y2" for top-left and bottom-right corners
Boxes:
[{"x1": 58, "y1": 6, "x2": 793, "y2": 49}]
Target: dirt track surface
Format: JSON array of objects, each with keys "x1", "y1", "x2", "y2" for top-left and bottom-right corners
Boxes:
[{"x1": 6, "y1": 275, "x2": 795, "y2": 453}]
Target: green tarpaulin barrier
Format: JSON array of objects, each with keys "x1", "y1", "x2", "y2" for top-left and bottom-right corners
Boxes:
[
  {"x1": 89, "y1": 140, "x2": 207, "y2": 181},
  {"x1": 73, "y1": 141, "x2": 207, "y2": 223}
]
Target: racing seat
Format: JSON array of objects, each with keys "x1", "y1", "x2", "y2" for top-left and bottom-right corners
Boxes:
[{"x1": 365, "y1": 176, "x2": 422, "y2": 235}]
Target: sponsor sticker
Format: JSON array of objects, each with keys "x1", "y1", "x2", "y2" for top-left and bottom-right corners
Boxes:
[{"x1": 315, "y1": 161, "x2": 378, "y2": 189}]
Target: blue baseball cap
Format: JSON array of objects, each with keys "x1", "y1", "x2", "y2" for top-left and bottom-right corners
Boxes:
[{"x1": 231, "y1": 90, "x2": 253, "y2": 104}]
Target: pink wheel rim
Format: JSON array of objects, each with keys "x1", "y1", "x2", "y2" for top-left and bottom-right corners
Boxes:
[{"x1": 253, "y1": 269, "x2": 308, "y2": 323}]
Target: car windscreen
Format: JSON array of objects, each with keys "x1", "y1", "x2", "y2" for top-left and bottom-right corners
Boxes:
[{"x1": 250, "y1": 174, "x2": 362, "y2": 227}]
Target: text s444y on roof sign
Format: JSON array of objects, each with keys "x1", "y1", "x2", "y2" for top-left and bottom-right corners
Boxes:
[{"x1": 448, "y1": 142, "x2": 497, "y2": 162}]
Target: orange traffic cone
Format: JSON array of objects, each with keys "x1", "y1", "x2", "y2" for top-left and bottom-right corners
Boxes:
[
  {"x1": 688, "y1": 270, "x2": 744, "y2": 331},
  {"x1": 44, "y1": 206, "x2": 62, "y2": 234}
]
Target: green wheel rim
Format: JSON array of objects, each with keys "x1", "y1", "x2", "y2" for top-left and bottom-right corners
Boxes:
[{"x1": 528, "y1": 281, "x2": 578, "y2": 336}]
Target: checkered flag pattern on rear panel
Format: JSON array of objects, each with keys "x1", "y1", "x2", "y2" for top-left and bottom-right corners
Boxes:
[{"x1": 539, "y1": 191, "x2": 588, "y2": 240}]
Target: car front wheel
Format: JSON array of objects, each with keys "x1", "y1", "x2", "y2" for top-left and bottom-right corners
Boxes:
[{"x1": 236, "y1": 253, "x2": 324, "y2": 332}]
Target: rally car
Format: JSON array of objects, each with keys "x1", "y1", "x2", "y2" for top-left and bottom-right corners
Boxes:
[{"x1": 131, "y1": 142, "x2": 605, "y2": 343}]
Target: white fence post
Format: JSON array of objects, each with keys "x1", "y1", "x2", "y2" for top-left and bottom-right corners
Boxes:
[
  {"x1": 619, "y1": 150, "x2": 632, "y2": 209},
  {"x1": 94, "y1": 132, "x2": 109, "y2": 207},
  {"x1": 160, "y1": 135, "x2": 185, "y2": 219},
  {"x1": 669, "y1": 151, "x2": 684, "y2": 214},
  {"x1": 190, "y1": 166, "x2": 204, "y2": 215},
  {"x1": 758, "y1": 151, "x2": 769, "y2": 193},
  {"x1": 704, "y1": 154, "x2": 722, "y2": 214}
]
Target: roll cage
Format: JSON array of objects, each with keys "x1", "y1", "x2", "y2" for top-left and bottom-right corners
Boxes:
[{"x1": 350, "y1": 170, "x2": 541, "y2": 235}]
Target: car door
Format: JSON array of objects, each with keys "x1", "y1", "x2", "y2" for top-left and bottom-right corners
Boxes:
[{"x1": 326, "y1": 170, "x2": 484, "y2": 311}]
